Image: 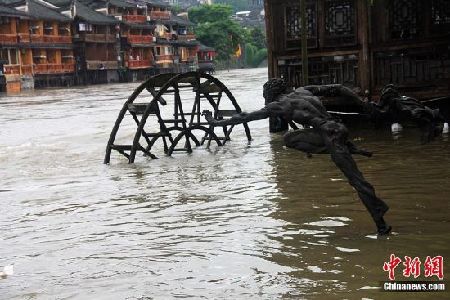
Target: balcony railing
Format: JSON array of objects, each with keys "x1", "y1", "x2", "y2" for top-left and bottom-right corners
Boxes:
[
  {"x1": 128, "y1": 35, "x2": 154, "y2": 44},
  {"x1": 155, "y1": 55, "x2": 174, "y2": 63},
  {"x1": 30, "y1": 34, "x2": 44, "y2": 43},
  {"x1": 43, "y1": 35, "x2": 72, "y2": 43},
  {"x1": 4, "y1": 65, "x2": 21, "y2": 75},
  {"x1": 158, "y1": 32, "x2": 173, "y2": 40},
  {"x1": 18, "y1": 33, "x2": 30, "y2": 43},
  {"x1": 123, "y1": 15, "x2": 147, "y2": 23},
  {"x1": 83, "y1": 33, "x2": 116, "y2": 43},
  {"x1": 34, "y1": 63, "x2": 75, "y2": 74},
  {"x1": 86, "y1": 60, "x2": 118, "y2": 70},
  {"x1": 0, "y1": 34, "x2": 18, "y2": 44},
  {"x1": 177, "y1": 34, "x2": 196, "y2": 41},
  {"x1": 150, "y1": 11, "x2": 171, "y2": 20},
  {"x1": 127, "y1": 59, "x2": 151, "y2": 69},
  {"x1": 21, "y1": 65, "x2": 33, "y2": 75}
]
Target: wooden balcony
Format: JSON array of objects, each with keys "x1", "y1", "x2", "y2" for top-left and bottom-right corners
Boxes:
[
  {"x1": 30, "y1": 34, "x2": 44, "y2": 43},
  {"x1": 0, "y1": 34, "x2": 18, "y2": 44},
  {"x1": 43, "y1": 35, "x2": 72, "y2": 43},
  {"x1": 86, "y1": 60, "x2": 118, "y2": 70},
  {"x1": 150, "y1": 11, "x2": 171, "y2": 20},
  {"x1": 34, "y1": 63, "x2": 75, "y2": 74},
  {"x1": 159, "y1": 32, "x2": 173, "y2": 40},
  {"x1": 17, "y1": 34, "x2": 71, "y2": 44},
  {"x1": 177, "y1": 34, "x2": 196, "y2": 41},
  {"x1": 123, "y1": 15, "x2": 147, "y2": 23},
  {"x1": 21, "y1": 65, "x2": 33, "y2": 75},
  {"x1": 128, "y1": 34, "x2": 154, "y2": 44},
  {"x1": 82, "y1": 33, "x2": 116, "y2": 43},
  {"x1": 127, "y1": 59, "x2": 151, "y2": 69},
  {"x1": 155, "y1": 55, "x2": 173, "y2": 63},
  {"x1": 4, "y1": 65, "x2": 21, "y2": 75},
  {"x1": 17, "y1": 33, "x2": 30, "y2": 43}
]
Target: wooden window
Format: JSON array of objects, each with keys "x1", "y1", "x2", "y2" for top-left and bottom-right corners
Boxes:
[
  {"x1": 44, "y1": 22, "x2": 53, "y2": 35},
  {"x1": 432, "y1": 0, "x2": 450, "y2": 24},
  {"x1": 30, "y1": 21, "x2": 40, "y2": 34},
  {"x1": 0, "y1": 49, "x2": 9, "y2": 61},
  {"x1": 284, "y1": 1, "x2": 317, "y2": 49},
  {"x1": 324, "y1": 0, "x2": 356, "y2": 46},
  {"x1": 432, "y1": 0, "x2": 450, "y2": 30},
  {"x1": 390, "y1": 0, "x2": 420, "y2": 39}
]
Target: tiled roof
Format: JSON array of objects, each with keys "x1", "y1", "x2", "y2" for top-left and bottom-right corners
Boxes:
[
  {"x1": 26, "y1": 0, "x2": 71, "y2": 21},
  {"x1": 74, "y1": 0, "x2": 118, "y2": 24},
  {"x1": 199, "y1": 44, "x2": 215, "y2": 52},
  {"x1": 152, "y1": 14, "x2": 193, "y2": 26},
  {"x1": 108, "y1": 0, "x2": 135, "y2": 8},
  {"x1": 0, "y1": 3, "x2": 28, "y2": 17}
]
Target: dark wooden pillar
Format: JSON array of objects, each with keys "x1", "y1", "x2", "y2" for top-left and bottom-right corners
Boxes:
[
  {"x1": 264, "y1": 0, "x2": 275, "y2": 79},
  {"x1": 300, "y1": 0, "x2": 309, "y2": 85},
  {"x1": 357, "y1": 0, "x2": 370, "y2": 94}
]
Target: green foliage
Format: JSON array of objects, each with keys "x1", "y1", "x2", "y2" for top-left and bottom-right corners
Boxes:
[
  {"x1": 189, "y1": 4, "x2": 246, "y2": 61},
  {"x1": 189, "y1": 4, "x2": 268, "y2": 67},
  {"x1": 249, "y1": 27, "x2": 266, "y2": 49},
  {"x1": 244, "y1": 44, "x2": 267, "y2": 67},
  {"x1": 215, "y1": 0, "x2": 250, "y2": 12},
  {"x1": 189, "y1": 4, "x2": 233, "y2": 24},
  {"x1": 195, "y1": 19, "x2": 245, "y2": 61},
  {"x1": 171, "y1": 4, "x2": 183, "y2": 15}
]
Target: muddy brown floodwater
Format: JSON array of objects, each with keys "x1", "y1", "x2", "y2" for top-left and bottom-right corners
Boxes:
[{"x1": 0, "y1": 68, "x2": 449, "y2": 299}]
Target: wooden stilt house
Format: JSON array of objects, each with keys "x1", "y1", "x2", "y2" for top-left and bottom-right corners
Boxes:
[{"x1": 264, "y1": 0, "x2": 450, "y2": 100}]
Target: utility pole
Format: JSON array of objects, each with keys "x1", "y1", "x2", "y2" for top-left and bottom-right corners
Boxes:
[{"x1": 300, "y1": 0, "x2": 308, "y2": 86}]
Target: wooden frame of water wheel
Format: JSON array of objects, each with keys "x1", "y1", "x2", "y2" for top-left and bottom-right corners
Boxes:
[{"x1": 104, "y1": 71, "x2": 252, "y2": 164}]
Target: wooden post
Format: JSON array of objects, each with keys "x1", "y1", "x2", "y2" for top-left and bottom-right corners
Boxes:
[
  {"x1": 358, "y1": 0, "x2": 370, "y2": 94},
  {"x1": 300, "y1": 0, "x2": 309, "y2": 86},
  {"x1": 264, "y1": 0, "x2": 274, "y2": 79}
]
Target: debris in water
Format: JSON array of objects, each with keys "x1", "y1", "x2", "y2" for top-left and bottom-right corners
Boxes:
[
  {"x1": 0, "y1": 265, "x2": 14, "y2": 279},
  {"x1": 391, "y1": 123, "x2": 403, "y2": 133}
]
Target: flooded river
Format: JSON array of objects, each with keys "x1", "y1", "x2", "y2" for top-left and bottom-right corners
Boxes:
[{"x1": 1, "y1": 68, "x2": 449, "y2": 299}]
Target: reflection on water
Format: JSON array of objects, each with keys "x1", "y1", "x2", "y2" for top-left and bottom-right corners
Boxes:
[{"x1": 0, "y1": 68, "x2": 449, "y2": 299}]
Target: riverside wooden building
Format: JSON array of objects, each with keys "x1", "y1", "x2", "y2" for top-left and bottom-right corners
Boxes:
[
  {"x1": 0, "y1": 0, "x2": 207, "y2": 92},
  {"x1": 0, "y1": 0, "x2": 75, "y2": 91},
  {"x1": 264, "y1": 0, "x2": 450, "y2": 99}
]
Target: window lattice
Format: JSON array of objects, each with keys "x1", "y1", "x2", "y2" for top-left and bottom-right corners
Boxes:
[
  {"x1": 325, "y1": 0, "x2": 355, "y2": 37},
  {"x1": 432, "y1": 0, "x2": 450, "y2": 25},
  {"x1": 390, "y1": 0, "x2": 420, "y2": 39},
  {"x1": 286, "y1": 4, "x2": 317, "y2": 41}
]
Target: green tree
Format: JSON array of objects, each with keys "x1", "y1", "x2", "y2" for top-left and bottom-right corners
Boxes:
[
  {"x1": 171, "y1": 4, "x2": 183, "y2": 15},
  {"x1": 215, "y1": 0, "x2": 250, "y2": 12},
  {"x1": 244, "y1": 43, "x2": 267, "y2": 67},
  {"x1": 189, "y1": 4, "x2": 233, "y2": 24},
  {"x1": 249, "y1": 27, "x2": 266, "y2": 49},
  {"x1": 189, "y1": 5, "x2": 246, "y2": 61}
]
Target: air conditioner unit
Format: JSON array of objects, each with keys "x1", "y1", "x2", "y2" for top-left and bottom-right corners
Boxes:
[{"x1": 115, "y1": 16, "x2": 122, "y2": 21}]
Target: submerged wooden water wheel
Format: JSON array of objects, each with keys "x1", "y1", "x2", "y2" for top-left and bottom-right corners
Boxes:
[{"x1": 104, "y1": 72, "x2": 252, "y2": 164}]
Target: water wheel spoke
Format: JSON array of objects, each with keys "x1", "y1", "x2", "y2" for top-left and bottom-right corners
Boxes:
[{"x1": 107, "y1": 71, "x2": 251, "y2": 164}]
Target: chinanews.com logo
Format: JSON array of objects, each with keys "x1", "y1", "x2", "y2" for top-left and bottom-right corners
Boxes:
[{"x1": 382, "y1": 254, "x2": 446, "y2": 292}]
